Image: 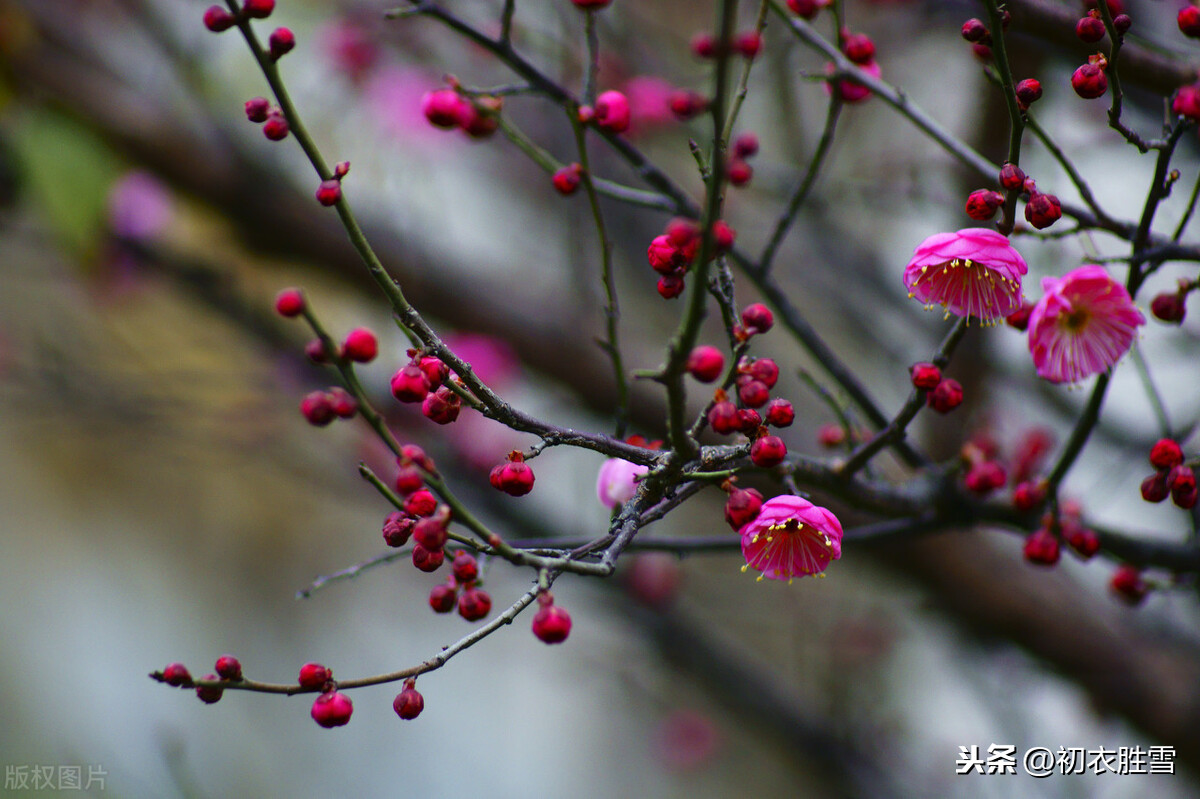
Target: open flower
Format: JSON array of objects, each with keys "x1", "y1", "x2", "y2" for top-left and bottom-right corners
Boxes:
[
  {"x1": 739, "y1": 495, "x2": 843, "y2": 581},
  {"x1": 903, "y1": 228, "x2": 1027, "y2": 321},
  {"x1": 1027, "y1": 265, "x2": 1145, "y2": 384},
  {"x1": 596, "y1": 458, "x2": 649, "y2": 508}
]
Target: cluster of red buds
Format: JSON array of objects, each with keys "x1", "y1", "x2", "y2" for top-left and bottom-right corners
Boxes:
[
  {"x1": 244, "y1": 96, "x2": 290, "y2": 141},
  {"x1": 428, "y1": 550, "x2": 492, "y2": 622},
  {"x1": 727, "y1": 132, "x2": 759, "y2": 189},
  {"x1": 579, "y1": 91, "x2": 631, "y2": 134},
  {"x1": 645, "y1": 218, "x2": 735, "y2": 299},
  {"x1": 909, "y1": 362, "x2": 963, "y2": 414},
  {"x1": 422, "y1": 84, "x2": 502, "y2": 139},
  {"x1": 203, "y1": 0, "x2": 276, "y2": 33},
  {"x1": 1140, "y1": 439, "x2": 1197, "y2": 510},
  {"x1": 391, "y1": 350, "x2": 461, "y2": 424},
  {"x1": 964, "y1": 163, "x2": 1061, "y2": 231},
  {"x1": 690, "y1": 30, "x2": 764, "y2": 61}
]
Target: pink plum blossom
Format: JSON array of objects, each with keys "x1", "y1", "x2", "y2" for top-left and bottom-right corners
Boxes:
[
  {"x1": 739, "y1": 495, "x2": 843, "y2": 581},
  {"x1": 903, "y1": 228, "x2": 1027, "y2": 321},
  {"x1": 1027, "y1": 265, "x2": 1145, "y2": 384},
  {"x1": 596, "y1": 458, "x2": 649, "y2": 508},
  {"x1": 108, "y1": 171, "x2": 172, "y2": 240}
]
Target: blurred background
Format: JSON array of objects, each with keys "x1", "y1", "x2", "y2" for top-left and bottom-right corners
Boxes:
[{"x1": 1, "y1": 0, "x2": 1199, "y2": 796}]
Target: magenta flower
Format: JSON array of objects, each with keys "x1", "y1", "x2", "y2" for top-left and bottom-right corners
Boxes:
[
  {"x1": 596, "y1": 458, "x2": 650, "y2": 508},
  {"x1": 1027, "y1": 265, "x2": 1145, "y2": 384},
  {"x1": 903, "y1": 228, "x2": 1028, "y2": 321},
  {"x1": 739, "y1": 495, "x2": 843, "y2": 581}
]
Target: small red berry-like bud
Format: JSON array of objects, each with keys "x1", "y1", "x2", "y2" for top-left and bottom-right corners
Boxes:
[
  {"x1": 965, "y1": 189, "x2": 1003, "y2": 221},
  {"x1": 594, "y1": 90, "x2": 631, "y2": 133},
  {"x1": 401, "y1": 443, "x2": 436, "y2": 473},
  {"x1": 274, "y1": 288, "x2": 304, "y2": 317},
  {"x1": 735, "y1": 31, "x2": 762, "y2": 59},
  {"x1": 910, "y1": 362, "x2": 942, "y2": 390},
  {"x1": 998, "y1": 163, "x2": 1026, "y2": 191},
  {"x1": 457, "y1": 99, "x2": 501, "y2": 138},
  {"x1": 315, "y1": 179, "x2": 342, "y2": 207},
  {"x1": 263, "y1": 113, "x2": 289, "y2": 141},
  {"x1": 458, "y1": 587, "x2": 492, "y2": 621},
  {"x1": 735, "y1": 408, "x2": 762, "y2": 434},
  {"x1": 532, "y1": 603, "x2": 573, "y2": 644},
  {"x1": 961, "y1": 18, "x2": 988, "y2": 43},
  {"x1": 552, "y1": 163, "x2": 583, "y2": 195},
  {"x1": 733, "y1": 132, "x2": 759, "y2": 159},
  {"x1": 724, "y1": 486, "x2": 763, "y2": 529},
  {"x1": 451, "y1": 550, "x2": 479, "y2": 584},
  {"x1": 421, "y1": 385, "x2": 461, "y2": 425},
  {"x1": 1180, "y1": 6, "x2": 1200, "y2": 38},
  {"x1": 422, "y1": 89, "x2": 464, "y2": 129},
  {"x1": 391, "y1": 364, "x2": 431, "y2": 403},
  {"x1": 707, "y1": 400, "x2": 739, "y2": 435},
  {"x1": 413, "y1": 516, "x2": 448, "y2": 551},
  {"x1": 750, "y1": 435, "x2": 787, "y2": 468},
  {"x1": 215, "y1": 655, "x2": 243, "y2": 681},
  {"x1": 1149, "y1": 439, "x2": 1184, "y2": 470},
  {"x1": 491, "y1": 457, "x2": 535, "y2": 496},
  {"x1": 927, "y1": 378, "x2": 963, "y2": 413},
  {"x1": 245, "y1": 97, "x2": 271, "y2": 123},
  {"x1": 687, "y1": 346, "x2": 725, "y2": 383},
  {"x1": 411, "y1": 543, "x2": 445, "y2": 572},
  {"x1": 817, "y1": 423, "x2": 845, "y2": 447},
  {"x1": 1071, "y1": 62, "x2": 1108, "y2": 99},
  {"x1": 328, "y1": 386, "x2": 358, "y2": 419},
  {"x1": 964, "y1": 461, "x2": 1007, "y2": 495},
  {"x1": 740, "y1": 303, "x2": 773, "y2": 335},
  {"x1": 305, "y1": 338, "x2": 333, "y2": 363},
  {"x1": 311, "y1": 691, "x2": 353, "y2": 728},
  {"x1": 203, "y1": 6, "x2": 235, "y2": 32},
  {"x1": 737, "y1": 380, "x2": 770, "y2": 409},
  {"x1": 746, "y1": 358, "x2": 779, "y2": 388},
  {"x1": 787, "y1": 0, "x2": 822, "y2": 20},
  {"x1": 417, "y1": 356, "x2": 448, "y2": 388},
  {"x1": 429, "y1": 583, "x2": 457, "y2": 613},
  {"x1": 196, "y1": 675, "x2": 224, "y2": 704},
  {"x1": 1076, "y1": 15, "x2": 1105, "y2": 43},
  {"x1": 1012, "y1": 481, "x2": 1046, "y2": 511},
  {"x1": 393, "y1": 682, "x2": 425, "y2": 720},
  {"x1": 1024, "y1": 193, "x2": 1062, "y2": 229},
  {"x1": 1110, "y1": 565, "x2": 1148, "y2": 605},
  {"x1": 268, "y1": 27, "x2": 295, "y2": 59},
  {"x1": 300, "y1": 391, "x2": 335, "y2": 427},
  {"x1": 656, "y1": 274, "x2": 686, "y2": 300},
  {"x1": 162, "y1": 662, "x2": 192, "y2": 687},
  {"x1": 1067, "y1": 528, "x2": 1101, "y2": 559},
  {"x1": 647, "y1": 235, "x2": 682, "y2": 274},
  {"x1": 691, "y1": 33, "x2": 717, "y2": 58},
  {"x1": 972, "y1": 43, "x2": 993, "y2": 61},
  {"x1": 298, "y1": 662, "x2": 331, "y2": 690},
  {"x1": 712, "y1": 221, "x2": 736, "y2": 252},
  {"x1": 764, "y1": 398, "x2": 794, "y2": 427},
  {"x1": 727, "y1": 159, "x2": 753, "y2": 187},
  {"x1": 382, "y1": 511, "x2": 414, "y2": 547},
  {"x1": 1150, "y1": 291, "x2": 1186, "y2": 323},
  {"x1": 1015, "y1": 79, "x2": 1042, "y2": 109},
  {"x1": 404, "y1": 489, "x2": 438, "y2": 517},
  {"x1": 1141, "y1": 472, "x2": 1169, "y2": 503},
  {"x1": 668, "y1": 89, "x2": 708, "y2": 120},
  {"x1": 1173, "y1": 85, "x2": 1200, "y2": 121},
  {"x1": 666, "y1": 218, "x2": 699, "y2": 247},
  {"x1": 1006, "y1": 301, "x2": 1034, "y2": 331},
  {"x1": 843, "y1": 33, "x2": 875, "y2": 65},
  {"x1": 1113, "y1": 14, "x2": 1131, "y2": 35},
  {"x1": 243, "y1": 0, "x2": 275, "y2": 20},
  {"x1": 1170, "y1": 465, "x2": 1197, "y2": 508},
  {"x1": 1023, "y1": 529, "x2": 1060, "y2": 566},
  {"x1": 334, "y1": 161, "x2": 350, "y2": 179}
]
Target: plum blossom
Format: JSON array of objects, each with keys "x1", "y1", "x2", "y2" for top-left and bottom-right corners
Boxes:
[
  {"x1": 596, "y1": 458, "x2": 649, "y2": 508},
  {"x1": 903, "y1": 228, "x2": 1027, "y2": 321},
  {"x1": 1027, "y1": 265, "x2": 1145, "y2": 384},
  {"x1": 739, "y1": 495, "x2": 843, "y2": 581}
]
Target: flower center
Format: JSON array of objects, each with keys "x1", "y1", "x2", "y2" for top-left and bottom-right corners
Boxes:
[{"x1": 1062, "y1": 307, "x2": 1090, "y2": 332}]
